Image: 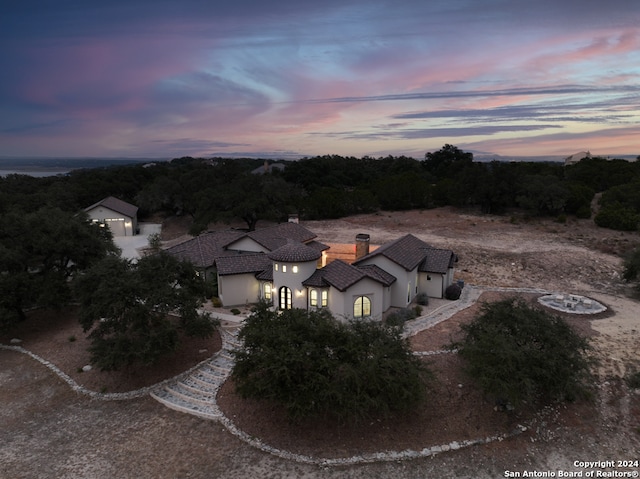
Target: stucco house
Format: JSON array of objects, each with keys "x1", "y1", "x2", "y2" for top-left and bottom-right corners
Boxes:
[
  {"x1": 164, "y1": 222, "x2": 457, "y2": 321},
  {"x1": 84, "y1": 196, "x2": 138, "y2": 237}
]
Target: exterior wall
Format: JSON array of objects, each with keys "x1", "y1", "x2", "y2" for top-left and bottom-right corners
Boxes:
[
  {"x1": 356, "y1": 256, "x2": 416, "y2": 307},
  {"x1": 86, "y1": 206, "x2": 136, "y2": 236},
  {"x1": 218, "y1": 273, "x2": 260, "y2": 306},
  {"x1": 272, "y1": 259, "x2": 318, "y2": 310},
  {"x1": 225, "y1": 237, "x2": 268, "y2": 253},
  {"x1": 329, "y1": 278, "x2": 385, "y2": 322},
  {"x1": 419, "y1": 272, "x2": 445, "y2": 299}
]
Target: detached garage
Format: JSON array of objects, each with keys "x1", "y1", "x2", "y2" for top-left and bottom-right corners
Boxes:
[{"x1": 84, "y1": 196, "x2": 138, "y2": 237}]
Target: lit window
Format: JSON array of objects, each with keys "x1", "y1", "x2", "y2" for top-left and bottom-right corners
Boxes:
[
  {"x1": 282, "y1": 265, "x2": 287, "y2": 273},
  {"x1": 275, "y1": 263, "x2": 279, "y2": 271},
  {"x1": 353, "y1": 296, "x2": 371, "y2": 318},
  {"x1": 264, "y1": 283, "x2": 272, "y2": 301},
  {"x1": 310, "y1": 289, "x2": 318, "y2": 307},
  {"x1": 279, "y1": 287, "x2": 292, "y2": 310},
  {"x1": 321, "y1": 290, "x2": 328, "y2": 307},
  {"x1": 292, "y1": 265, "x2": 298, "y2": 273}
]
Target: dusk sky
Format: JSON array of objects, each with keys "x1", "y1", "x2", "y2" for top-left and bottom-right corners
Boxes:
[{"x1": 1, "y1": 1, "x2": 639, "y2": 160}]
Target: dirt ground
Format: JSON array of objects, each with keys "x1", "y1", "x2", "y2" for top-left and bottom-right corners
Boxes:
[{"x1": 2, "y1": 207, "x2": 640, "y2": 479}]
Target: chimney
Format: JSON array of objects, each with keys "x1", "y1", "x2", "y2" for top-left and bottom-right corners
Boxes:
[
  {"x1": 288, "y1": 214, "x2": 299, "y2": 224},
  {"x1": 355, "y1": 233, "x2": 370, "y2": 260}
]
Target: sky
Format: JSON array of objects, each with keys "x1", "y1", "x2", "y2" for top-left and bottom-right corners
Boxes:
[{"x1": 1, "y1": 0, "x2": 639, "y2": 160}]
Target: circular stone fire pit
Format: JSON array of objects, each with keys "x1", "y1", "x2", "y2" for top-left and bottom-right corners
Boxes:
[{"x1": 537, "y1": 293, "x2": 606, "y2": 315}]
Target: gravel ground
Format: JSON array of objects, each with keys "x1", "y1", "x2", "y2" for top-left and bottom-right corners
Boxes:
[{"x1": 1, "y1": 207, "x2": 640, "y2": 479}]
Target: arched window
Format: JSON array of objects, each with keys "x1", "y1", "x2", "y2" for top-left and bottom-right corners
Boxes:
[
  {"x1": 263, "y1": 283, "x2": 272, "y2": 301},
  {"x1": 353, "y1": 296, "x2": 371, "y2": 318},
  {"x1": 279, "y1": 286, "x2": 292, "y2": 310},
  {"x1": 321, "y1": 290, "x2": 328, "y2": 307},
  {"x1": 310, "y1": 289, "x2": 318, "y2": 307}
]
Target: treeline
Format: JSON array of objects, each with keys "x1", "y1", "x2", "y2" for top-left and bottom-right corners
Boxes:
[{"x1": 2, "y1": 145, "x2": 640, "y2": 234}]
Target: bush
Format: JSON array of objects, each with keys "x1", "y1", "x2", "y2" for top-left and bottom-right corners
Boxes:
[
  {"x1": 415, "y1": 292, "x2": 429, "y2": 306},
  {"x1": 623, "y1": 247, "x2": 640, "y2": 284},
  {"x1": 452, "y1": 298, "x2": 593, "y2": 408},
  {"x1": 594, "y1": 204, "x2": 640, "y2": 231},
  {"x1": 626, "y1": 371, "x2": 640, "y2": 389},
  {"x1": 445, "y1": 283, "x2": 462, "y2": 300},
  {"x1": 385, "y1": 307, "x2": 418, "y2": 327},
  {"x1": 232, "y1": 303, "x2": 431, "y2": 423}
]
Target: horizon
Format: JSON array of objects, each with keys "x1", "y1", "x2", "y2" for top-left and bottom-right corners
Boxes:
[{"x1": 1, "y1": 1, "x2": 639, "y2": 160}]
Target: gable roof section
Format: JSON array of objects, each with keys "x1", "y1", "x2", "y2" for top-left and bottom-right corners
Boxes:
[
  {"x1": 216, "y1": 252, "x2": 272, "y2": 276},
  {"x1": 85, "y1": 196, "x2": 138, "y2": 218},
  {"x1": 419, "y1": 248, "x2": 457, "y2": 274},
  {"x1": 303, "y1": 260, "x2": 396, "y2": 292},
  {"x1": 353, "y1": 234, "x2": 432, "y2": 271},
  {"x1": 232, "y1": 222, "x2": 318, "y2": 251},
  {"x1": 163, "y1": 230, "x2": 244, "y2": 268}
]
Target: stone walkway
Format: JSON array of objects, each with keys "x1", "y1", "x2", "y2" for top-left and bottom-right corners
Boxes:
[
  {"x1": 150, "y1": 324, "x2": 241, "y2": 420},
  {"x1": 146, "y1": 284, "x2": 549, "y2": 465},
  {"x1": 3, "y1": 285, "x2": 563, "y2": 465}
]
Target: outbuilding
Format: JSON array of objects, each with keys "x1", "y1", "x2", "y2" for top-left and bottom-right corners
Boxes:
[{"x1": 84, "y1": 196, "x2": 138, "y2": 237}]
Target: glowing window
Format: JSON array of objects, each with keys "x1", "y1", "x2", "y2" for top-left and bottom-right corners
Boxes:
[
  {"x1": 292, "y1": 265, "x2": 298, "y2": 273},
  {"x1": 353, "y1": 296, "x2": 371, "y2": 318},
  {"x1": 310, "y1": 289, "x2": 318, "y2": 307},
  {"x1": 264, "y1": 283, "x2": 272, "y2": 301},
  {"x1": 279, "y1": 287, "x2": 292, "y2": 310},
  {"x1": 274, "y1": 263, "x2": 279, "y2": 271},
  {"x1": 282, "y1": 265, "x2": 287, "y2": 273},
  {"x1": 321, "y1": 290, "x2": 328, "y2": 307}
]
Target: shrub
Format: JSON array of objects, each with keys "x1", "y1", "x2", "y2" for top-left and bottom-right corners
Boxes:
[
  {"x1": 385, "y1": 307, "x2": 418, "y2": 327},
  {"x1": 211, "y1": 297, "x2": 223, "y2": 308},
  {"x1": 623, "y1": 247, "x2": 640, "y2": 283},
  {"x1": 627, "y1": 371, "x2": 640, "y2": 389},
  {"x1": 232, "y1": 303, "x2": 431, "y2": 423},
  {"x1": 452, "y1": 298, "x2": 593, "y2": 408},
  {"x1": 230, "y1": 308, "x2": 241, "y2": 315},
  {"x1": 415, "y1": 292, "x2": 429, "y2": 306},
  {"x1": 594, "y1": 204, "x2": 640, "y2": 231},
  {"x1": 445, "y1": 283, "x2": 462, "y2": 300}
]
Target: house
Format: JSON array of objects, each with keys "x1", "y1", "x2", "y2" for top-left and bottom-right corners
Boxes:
[
  {"x1": 164, "y1": 223, "x2": 457, "y2": 321},
  {"x1": 84, "y1": 196, "x2": 138, "y2": 236}
]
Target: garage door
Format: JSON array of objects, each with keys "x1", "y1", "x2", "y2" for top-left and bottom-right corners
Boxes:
[{"x1": 106, "y1": 218, "x2": 126, "y2": 236}]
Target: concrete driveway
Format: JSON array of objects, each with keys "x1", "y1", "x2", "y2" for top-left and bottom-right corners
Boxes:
[{"x1": 113, "y1": 223, "x2": 162, "y2": 260}]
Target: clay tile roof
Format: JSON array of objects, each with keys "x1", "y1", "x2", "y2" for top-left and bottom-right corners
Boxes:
[
  {"x1": 302, "y1": 260, "x2": 396, "y2": 292},
  {"x1": 419, "y1": 248, "x2": 458, "y2": 274},
  {"x1": 267, "y1": 240, "x2": 322, "y2": 263},
  {"x1": 163, "y1": 230, "x2": 244, "y2": 268},
  {"x1": 216, "y1": 252, "x2": 272, "y2": 276},
  {"x1": 357, "y1": 264, "x2": 397, "y2": 286},
  {"x1": 85, "y1": 196, "x2": 138, "y2": 218},
  {"x1": 353, "y1": 234, "x2": 431, "y2": 271},
  {"x1": 243, "y1": 222, "x2": 317, "y2": 251}
]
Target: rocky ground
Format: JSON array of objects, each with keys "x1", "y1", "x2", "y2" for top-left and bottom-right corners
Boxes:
[{"x1": 1, "y1": 207, "x2": 640, "y2": 479}]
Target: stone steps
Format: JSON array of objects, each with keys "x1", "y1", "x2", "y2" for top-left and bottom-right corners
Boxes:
[{"x1": 150, "y1": 325, "x2": 241, "y2": 420}]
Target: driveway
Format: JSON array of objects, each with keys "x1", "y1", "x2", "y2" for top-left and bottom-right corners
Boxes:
[{"x1": 113, "y1": 223, "x2": 162, "y2": 260}]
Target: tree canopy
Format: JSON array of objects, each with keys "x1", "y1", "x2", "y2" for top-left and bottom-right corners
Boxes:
[
  {"x1": 452, "y1": 298, "x2": 593, "y2": 408},
  {"x1": 74, "y1": 252, "x2": 216, "y2": 371},
  {"x1": 0, "y1": 207, "x2": 118, "y2": 328},
  {"x1": 232, "y1": 303, "x2": 430, "y2": 423}
]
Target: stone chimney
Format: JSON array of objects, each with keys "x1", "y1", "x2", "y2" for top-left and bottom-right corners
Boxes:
[
  {"x1": 288, "y1": 214, "x2": 299, "y2": 224},
  {"x1": 355, "y1": 233, "x2": 370, "y2": 260}
]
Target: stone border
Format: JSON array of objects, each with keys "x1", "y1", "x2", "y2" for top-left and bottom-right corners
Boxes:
[
  {"x1": 2, "y1": 284, "x2": 577, "y2": 466},
  {"x1": 0, "y1": 343, "x2": 216, "y2": 401}
]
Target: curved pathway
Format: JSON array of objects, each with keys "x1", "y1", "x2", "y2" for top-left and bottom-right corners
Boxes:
[{"x1": 3, "y1": 284, "x2": 573, "y2": 466}]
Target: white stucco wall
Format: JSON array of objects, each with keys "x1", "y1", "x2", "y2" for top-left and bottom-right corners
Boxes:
[
  {"x1": 356, "y1": 256, "x2": 416, "y2": 308},
  {"x1": 218, "y1": 273, "x2": 260, "y2": 306},
  {"x1": 272, "y1": 259, "x2": 318, "y2": 310},
  {"x1": 329, "y1": 277, "x2": 385, "y2": 322},
  {"x1": 86, "y1": 206, "x2": 136, "y2": 237},
  {"x1": 225, "y1": 237, "x2": 268, "y2": 253},
  {"x1": 420, "y1": 272, "x2": 444, "y2": 299}
]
